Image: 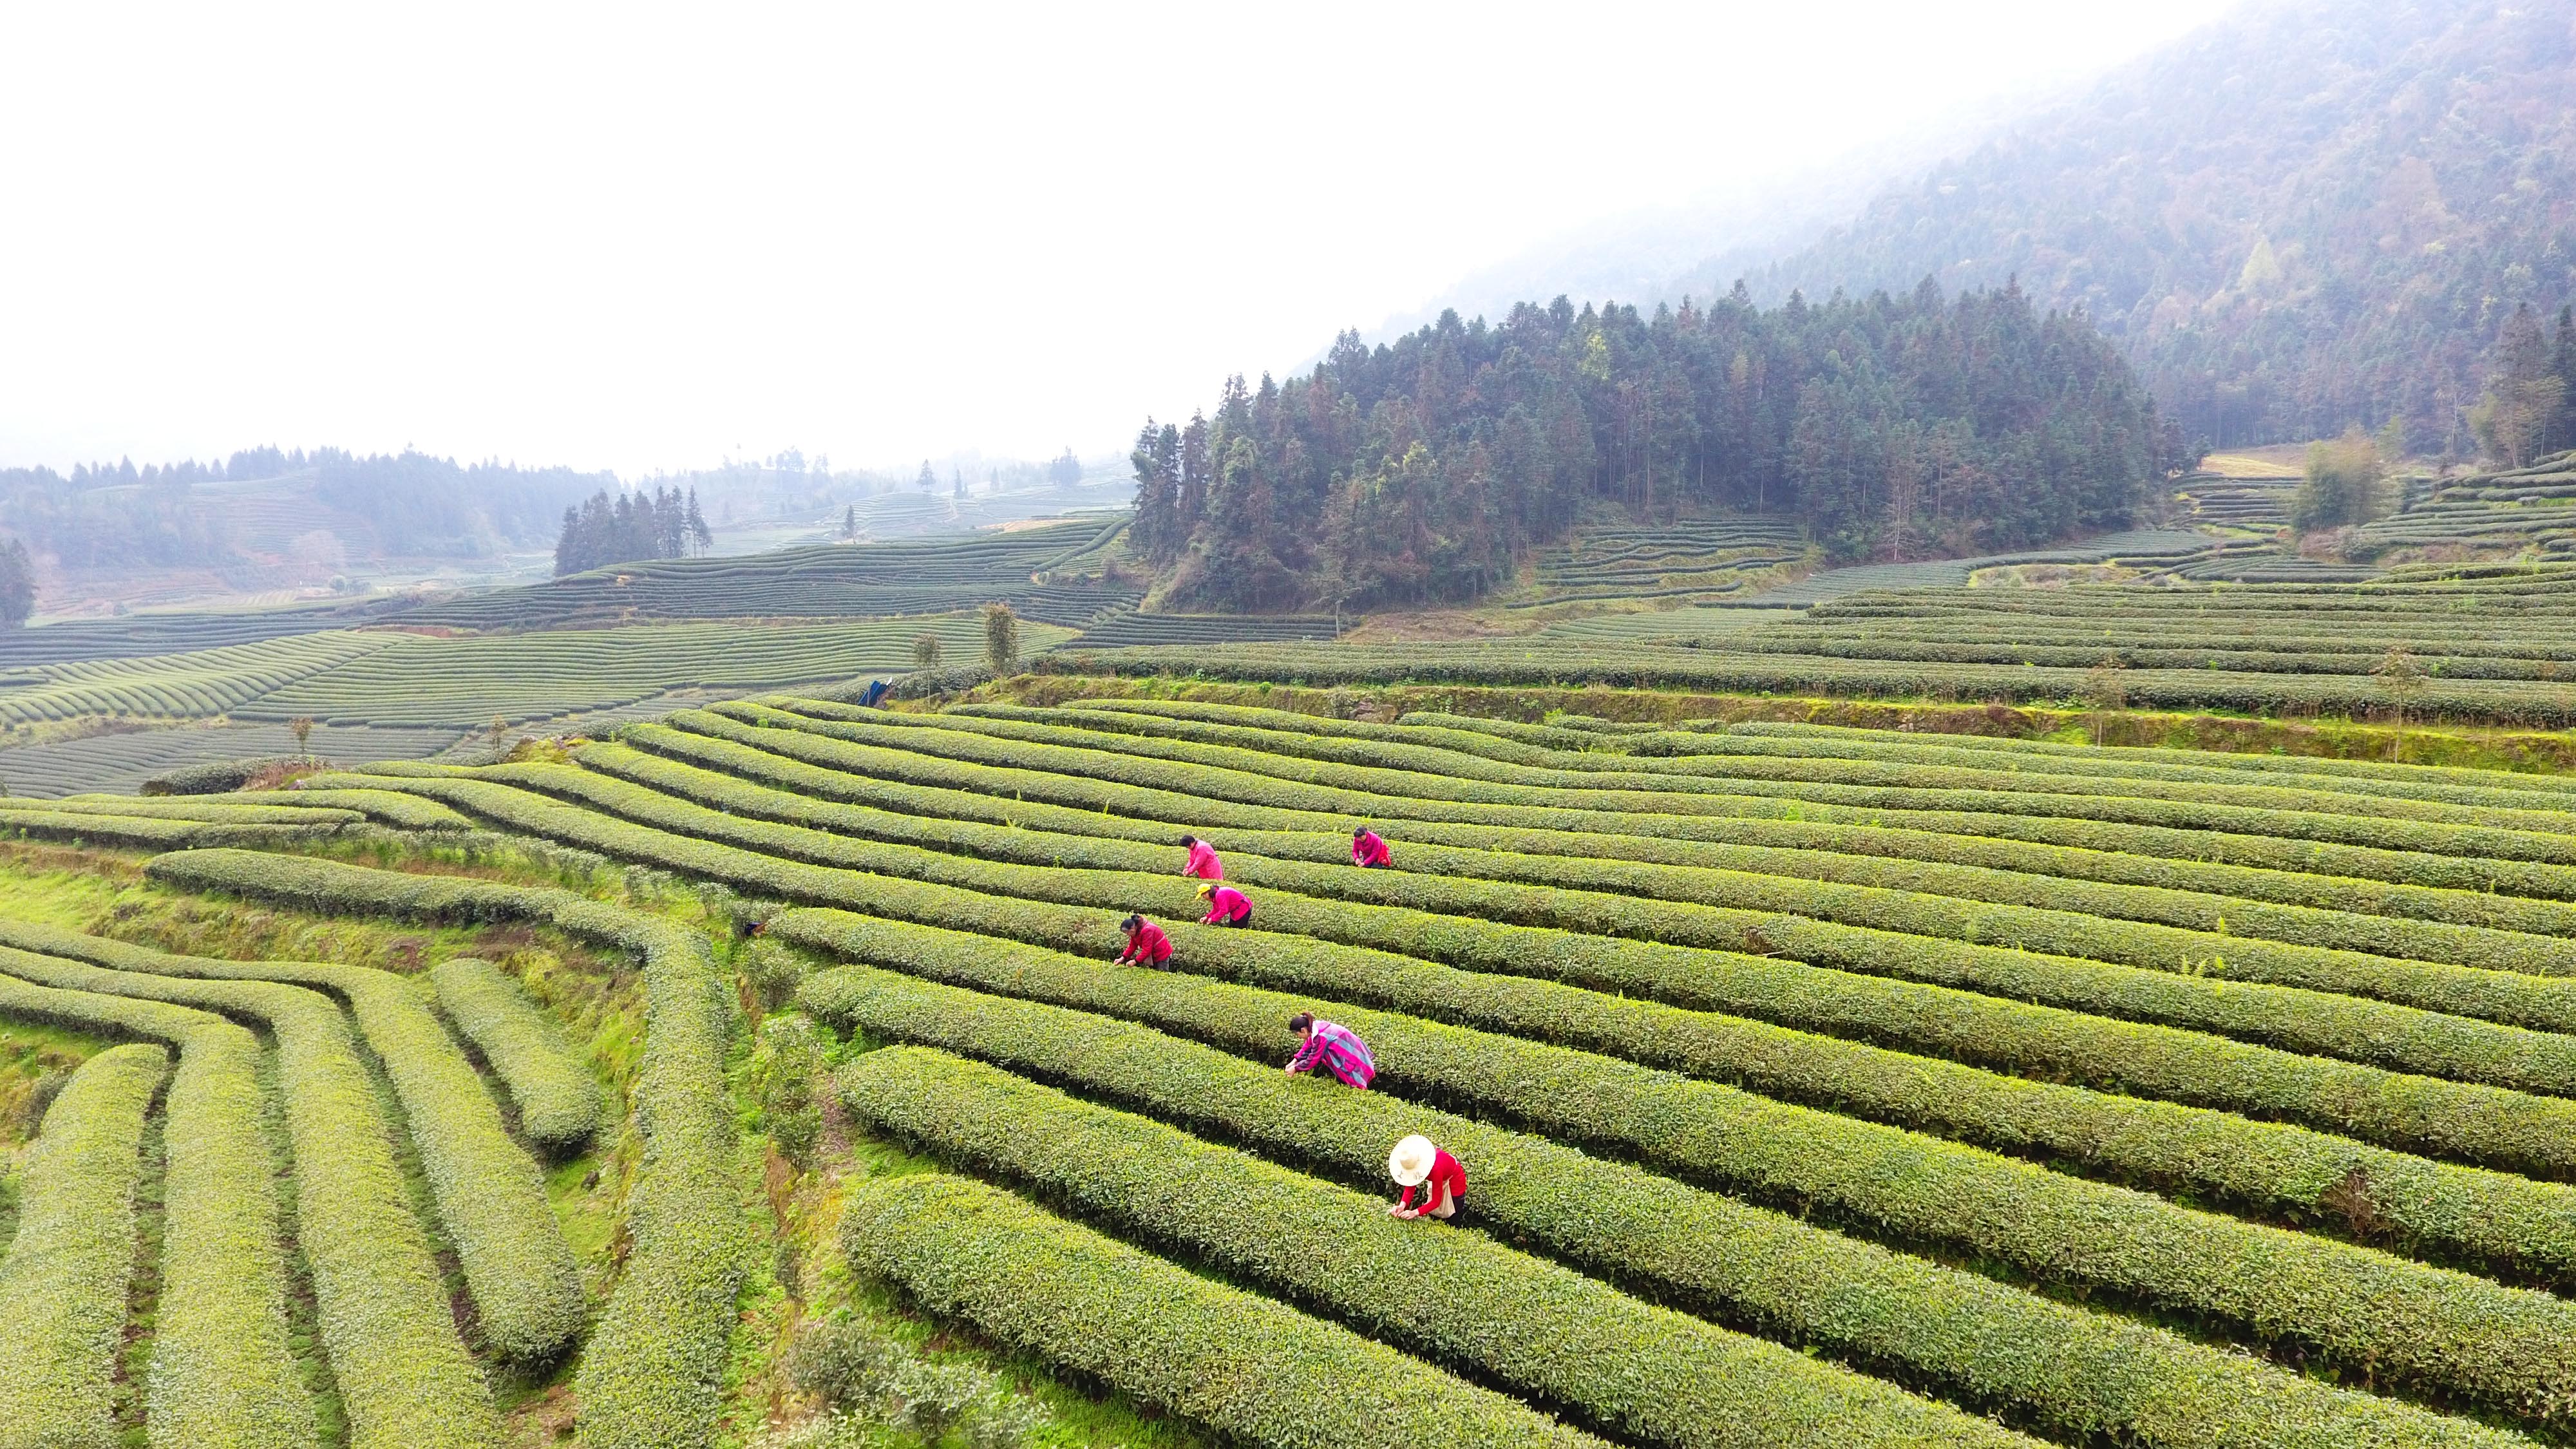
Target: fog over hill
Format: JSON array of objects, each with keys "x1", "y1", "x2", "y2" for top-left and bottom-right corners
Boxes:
[{"x1": 1404, "y1": 0, "x2": 2576, "y2": 454}]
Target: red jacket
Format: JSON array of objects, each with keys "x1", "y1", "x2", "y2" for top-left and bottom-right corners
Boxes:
[
  {"x1": 1399, "y1": 1148, "x2": 1465, "y2": 1215},
  {"x1": 1116, "y1": 920, "x2": 1172, "y2": 966},
  {"x1": 1183, "y1": 841, "x2": 1224, "y2": 880},
  {"x1": 1200, "y1": 886, "x2": 1252, "y2": 925},
  {"x1": 1352, "y1": 830, "x2": 1391, "y2": 867}
]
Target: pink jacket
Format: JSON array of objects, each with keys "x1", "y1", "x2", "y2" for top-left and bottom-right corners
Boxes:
[{"x1": 1183, "y1": 840, "x2": 1224, "y2": 880}]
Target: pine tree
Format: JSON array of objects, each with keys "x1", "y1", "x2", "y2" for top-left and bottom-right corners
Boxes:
[
  {"x1": 2470, "y1": 303, "x2": 2562, "y2": 467},
  {"x1": 916, "y1": 461, "x2": 936, "y2": 493},
  {"x1": 2550, "y1": 305, "x2": 2576, "y2": 458}
]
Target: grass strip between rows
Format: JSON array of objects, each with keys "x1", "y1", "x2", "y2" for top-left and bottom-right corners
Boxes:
[
  {"x1": 844, "y1": 1045, "x2": 2039, "y2": 1449},
  {"x1": 842, "y1": 1171, "x2": 1618, "y2": 1449},
  {"x1": 0, "y1": 945, "x2": 499, "y2": 1448},
  {"x1": 785, "y1": 920, "x2": 2576, "y2": 1433},
  {"x1": 428, "y1": 956, "x2": 602, "y2": 1151},
  {"x1": 0, "y1": 920, "x2": 584, "y2": 1363},
  {"x1": 0, "y1": 972, "x2": 316, "y2": 1448},
  {"x1": 0, "y1": 1041, "x2": 167, "y2": 1449},
  {"x1": 139, "y1": 848, "x2": 743, "y2": 1449}
]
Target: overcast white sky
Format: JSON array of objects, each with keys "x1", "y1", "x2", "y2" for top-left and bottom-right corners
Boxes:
[{"x1": 0, "y1": 1, "x2": 2236, "y2": 477}]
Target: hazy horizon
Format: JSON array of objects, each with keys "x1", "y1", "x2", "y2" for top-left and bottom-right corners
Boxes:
[{"x1": 1, "y1": 1, "x2": 2233, "y2": 478}]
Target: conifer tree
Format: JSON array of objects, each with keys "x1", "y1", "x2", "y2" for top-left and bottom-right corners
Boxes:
[{"x1": 0, "y1": 537, "x2": 35, "y2": 627}]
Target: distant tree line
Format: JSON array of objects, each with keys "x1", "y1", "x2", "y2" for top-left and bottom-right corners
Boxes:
[
  {"x1": 0, "y1": 446, "x2": 610, "y2": 570},
  {"x1": 553, "y1": 486, "x2": 713, "y2": 576},
  {"x1": 1128, "y1": 281, "x2": 2185, "y2": 612}
]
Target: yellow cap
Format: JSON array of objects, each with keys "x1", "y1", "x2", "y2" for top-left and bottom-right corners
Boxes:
[{"x1": 1195, "y1": 883, "x2": 1215, "y2": 898}]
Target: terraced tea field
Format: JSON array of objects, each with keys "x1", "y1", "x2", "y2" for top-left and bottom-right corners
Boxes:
[
  {"x1": 0, "y1": 612, "x2": 1074, "y2": 770},
  {"x1": 1066, "y1": 608, "x2": 1345, "y2": 648},
  {"x1": 1515, "y1": 519, "x2": 1808, "y2": 608},
  {"x1": 1076, "y1": 560, "x2": 2576, "y2": 726},
  {"x1": 232, "y1": 615, "x2": 1075, "y2": 728},
  {"x1": 0, "y1": 721, "x2": 464, "y2": 798},
  {"x1": 378, "y1": 517, "x2": 1137, "y2": 631},
  {"x1": 19, "y1": 685, "x2": 2576, "y2": 1445}
]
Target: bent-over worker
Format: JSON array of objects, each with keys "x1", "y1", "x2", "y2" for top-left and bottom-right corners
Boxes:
[
  {"x1": 1198, "y1": 882, "x2": 1253, "y2": 927},
  {"x1": 1352, "y1": 826, "x2": 1392, "y2": 869},
  {"x1": 1180, "y1": 835, "x2": 1224, "y2": 881},
  {"x1": 1114, "y1": 914, "x2": 1172, "y2": 967},
  {"x1": 1283, "y1": 1011, "x2": 1374, "y2": 1089},
  {"x1": 1388, "y1": 1133, "x2": 1464, "y2": 1221}
]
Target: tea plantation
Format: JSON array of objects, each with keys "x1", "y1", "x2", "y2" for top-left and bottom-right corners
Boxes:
[{"x1": 13, "y1": 677, "x2": 2576, "y2": 1446}]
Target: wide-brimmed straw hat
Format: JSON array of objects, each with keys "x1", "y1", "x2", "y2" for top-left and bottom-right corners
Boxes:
[{"x1": 1388, "y1": 1134, "x2": 1437, "y2": 1187}]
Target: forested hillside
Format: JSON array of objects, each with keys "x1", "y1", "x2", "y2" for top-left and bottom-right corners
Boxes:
[
  {"x1": 1735, "y1": 0, "x2": 2576, "y2": 451},
  {"x1": 1132, "y1": 284, "x2": 2181, "y2": 611}
]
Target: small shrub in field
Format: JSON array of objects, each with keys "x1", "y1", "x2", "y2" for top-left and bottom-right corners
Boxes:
[
  {"x1": 752, "y1": 1015, "x2": 828, "y2": 1167},
  {"x1": 779, "y1": 1315, "x2": 1045, "y2": 1448},
  {"x1": 742, "y1": 938, "x2": 808, "y2": 1012}
]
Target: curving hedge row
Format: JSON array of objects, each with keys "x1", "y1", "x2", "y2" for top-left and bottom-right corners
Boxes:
[
  {"x1": 1039, "y1": 704, "x2": 2576, "y2": 956},
  {"x1": 774, "y1": 904, "x2": 2576, "y2": 1289},
  {"x1": 889, "y1": 697, "x2": 2576, "y2": 837},
  {"x1": 0, "y1": 972, "x2": 315, "y2": 1448},
  {"x1": 844, "y1": 1044, "x2": 2522, "y2": 1449},
  {"x1": 788, "y1": 935, "x2": 2576, "y2": 1430},
  {"x1": 0, "y1": 1041, "x2": 167, "y2": 1449},
  {"x1": 404, "y1": 759, "x2": 2576, "y2": 1121},
  {"x1": 429, "y1": 956, "x2": 601, "y2": 1151},
  {"x1": 647, "y1": 708, "x2": 2576, "y2": 936},
  {"x1": 761, "y1": 699, "x2": 2576, "y2": 866},
  {"x1": 1018, "y1": 639, "x2": 2576, "y2": 727},
  {"x1": 26, "y1": 796, "x2": 366, "y2": 827},
  {"x1": 0, "y1": 944, "x2": 499, "y2": 1448},
  {"x1": 846, "y1": 1047, "x2": 2043, "y2": 1449},
  {"x1": 1721, "y1": 716, "x2": 2576, "y2": 799},
  {"x1": 338, "y1": 766, "x2": 2576, "y2": 1179},
  {"x1": 238, "y1": 788, "x2": 478, "y2": 831},
  {"x1": 0, "y1": 920, "x2": 584, "y2": 1363},
  {"x1": 142, "y1": 848, "x2": 744, "y2": 1449},
  {"x1": 728, "y1": 701, "x2": 2576, "y2": 896},
  {"x1": 1092, "y1": 696, "x2": 2576, "y2": 815},
  {"x1": 602, "y1": 731, "x2": 2576, "y2": 1027},
  {"x1": 844, "y1": 1171, "x2": 1616, "y2": 1449},
  {"x1": 0, "y1": 805, "x2": 334, "y2": 852}
]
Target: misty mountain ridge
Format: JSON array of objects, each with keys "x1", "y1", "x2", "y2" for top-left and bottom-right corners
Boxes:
[{"x1": 1406, "y1": 0, "x2": 2575, "y2": 454}]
